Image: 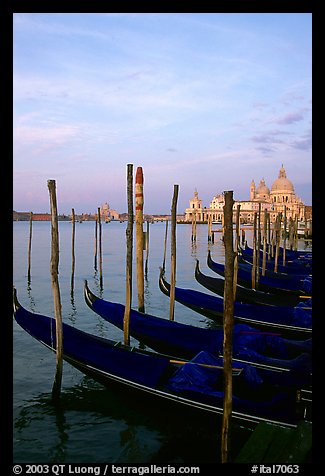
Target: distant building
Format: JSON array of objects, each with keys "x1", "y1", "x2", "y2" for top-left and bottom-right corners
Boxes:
[
  {"x1": 184, "y1": 165, "x2": 308, "y2": 223},
  {"x1": 99, "y1": 202, "x2": 119, "y2": 221}
]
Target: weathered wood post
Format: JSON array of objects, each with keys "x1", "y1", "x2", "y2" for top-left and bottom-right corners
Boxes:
[
  {"x1": 267, "y1": 211, "x2": 272, "y2": 260},
  {"x1": 98, "y1": 207, "x2": 103, "y2": 289},
  {"x1": 71, "y1": 208, "x2": 76, "y2": 293},
  {"x1": 251, "y1": 212, "x2": 257, "y2": 289},
  {"x1": 294, "y1": 216, "x2": 298, "y2": 250},
  {"x1": 233, "y1": 205, "x2": 240, "y2": 300},
  {"x1": 241, "y1": 228, "x2": 246, "y2": 247},
  {"x1": 123, "y1": 164, "x2": 134, "y2": 345},
  {"x1": 162, "y1": 219, "x2": 169, "y2": 272},
  {"x1": 208, "y1": 214, "x2": 212, "y2": 242},
  {"x1": 47, "y1": 179, "x2": 63, "y2": 402},
  {"x1": 274, "y1": 213, "x2": 281, "y2": 273},
  {"x1": 256, "y1": 202, "x2": 261, "y2": 285},
  {"x1": 191, "y1": 210, "x2": 197, "y2": 242},
  {"x1": 262, "y1": 209, "x2": 268, "y2": 276},
  {"x1": 288, "y1": 217, "x2": 294, "y2": 250},
  {"x1": 221, "y1": 211, "x2": 225, "y2": 242},
  {"x1": 135, "y1": 166, "x2": 145, "y2": 313},
  {"x1": 169, "y1": 185, "x2": 179, "y2": 321},
  {"x1": 221, "y1": 190, "x2": 236, "y2": 463},
  {"x1": 145, "y1": 220, "x2": 150, "y2": 279},
  {"x1": 27, "y1": 211, "x2": 33, "y2": 282},
  {"x1": 94, "y1": 217, "x2": 98, "y2": 270},
  {"x1": 282, "y1": 206, "x2": 287, "y2": 267}
]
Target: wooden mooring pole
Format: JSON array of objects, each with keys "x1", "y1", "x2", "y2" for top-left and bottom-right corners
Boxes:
[
  {"x1": 169, "y1": 184, "x2": 179, "y2": 321},
  {"x1": 262, "y1": 209, "x2": 267, "y2": 276},
  {"x1": 274, "y1": 213, "x2": 281, "y2": 273},
  {"x1": 135, "y1": 167, "x2": 145, "y2": 313},
  {"x1": 282, "y1": 206, "x2": 287, "y2": 267},
  {"x1": 145, "y1": 220, "x2": 150, "y2": 279},
  {"x1": 123, "y1": 164, "x2": 134, "y2": 345},
  {"x1": 267, "y1": 211, "x2": 271, "y2": 261},
  {"x1": 256, "y1": 203, "x2": 261, "y2": 285},
  {"x1": 191, "y1": 211, "x2": 197, "y2": 242},
  {"x1": 98, "y1": 207, "x2": 103, "y2": 289},
  {"x1": 233, "y1": 205, "x2": 240, "y2": 300},
  {"x1": 208, "y1": 214, "x2": 214, "y2": 242},
  {"x1": 94, "y1": 217, "x2": 98, "y2": 270},
  {"x1": 47, "y1": 179, "x2": 63, "y2": 402},
  {"x1": 251, "y1": 212, "x2": 257, "y2": 290},
  {"x1": 221, "y1": 190, "x2": 236, "y2": 463},
  {"x1": 162, "y1": 219, "x2": 168, "y2": 273},
  {"x1": 71, "y1": 208, "x2": 76, "y2": 294},
  {"x1": 27, "y1": 211, "x2": 33, "y2": 282}
]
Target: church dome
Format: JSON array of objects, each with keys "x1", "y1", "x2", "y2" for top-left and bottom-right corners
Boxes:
[
  {"x1": 271, "y1": 166, "x2": 294, "y2": 192},
  {"x1": 256, "y1": 178, "x2": 270, "y2": 196}
]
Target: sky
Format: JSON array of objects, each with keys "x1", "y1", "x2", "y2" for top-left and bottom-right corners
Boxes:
[{"x1": 13, "y1": 12, "x2": 312, "y2": 215}]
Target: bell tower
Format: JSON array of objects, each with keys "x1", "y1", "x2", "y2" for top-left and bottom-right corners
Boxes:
[{"x1": 250, "y1": 179, "x2": 256, "y2": 201}]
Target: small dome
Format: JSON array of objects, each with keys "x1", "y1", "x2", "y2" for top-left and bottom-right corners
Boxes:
[
  {"x1": 256, "y1": 178, "x2": 270, "y2": 196},
  {"x1": 271, "y1": 166, "x2": 294, "y2": 192}
]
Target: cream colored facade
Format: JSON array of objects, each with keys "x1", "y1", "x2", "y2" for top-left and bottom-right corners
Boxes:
[
  {"x1": 100, "y1": 202, "x2": 120, "y2": 221},
  {"x1": 184, "y1": 165, "x2": 306, "y2": 223}
]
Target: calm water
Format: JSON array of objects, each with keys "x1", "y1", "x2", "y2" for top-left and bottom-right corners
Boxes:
[{"x1": 13, "y1": 220, "x2": 260, "y2": 464}]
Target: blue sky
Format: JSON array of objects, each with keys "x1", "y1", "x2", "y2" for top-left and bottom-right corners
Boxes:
[{"x1": 13, "y1": 13, "x2": 312, "y2": 214}]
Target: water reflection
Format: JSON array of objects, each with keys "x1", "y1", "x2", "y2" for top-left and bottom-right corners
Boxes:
[
  {"x1": 48, "y1": 403, "x2": 70, "y2": 463},
  {"x1": 27, "y1": 278, "x2": 36, "y2": 312},
  {"x1": 68, "y1": 290, "x2": 77, "y2": 324},
  {"x1": 14, "y1": 380, "x2": 250, "y2": 463},
  {"x1": 93, "y1": 269, "x2": 104, "y2": 298},
  {"x1": 190, "y1": 241, "x2": 197, "y2": 258},
  {"x1": 14, "y1": 382, "x2": 163, "y2": 463}
]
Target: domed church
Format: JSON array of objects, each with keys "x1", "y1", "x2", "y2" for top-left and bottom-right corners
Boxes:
[
  {"x1": 250, "y1": 165, "x2": 305, "y2": 220},
  {"x1": 184, "y1": 165, "x2": 306, "y2": 223}
]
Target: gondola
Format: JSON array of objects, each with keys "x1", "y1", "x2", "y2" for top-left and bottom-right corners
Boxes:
[
  {"x1": 207, "y1": 250, "x2": 312, "y2": 295},
  {"x1": 84, "y1": 281, "x2": 312, "y2": 379},
  {"x1": 195, "y1": 260, "x2": 309, "y2": 307},
  {"x1": 238, "y1": 253, "x2": 312, "y2": 276},
  {"x1": 241, "y1": 244, "x2": 312, "y2": 263},
  {"x1": 13, "y1": 287, "x2": 311, "y2": 429},
  {"x1": 235, "y1": 255, "x2": 311, "y2": 282},
  {"x1": 159, "y1": 269, "x2": 312, "y2": 339}
]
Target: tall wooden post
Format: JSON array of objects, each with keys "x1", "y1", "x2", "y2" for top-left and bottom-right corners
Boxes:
[
  {"x1": 71, "y1": 208, "x2": 76, "y2": 293},
  {"x1": 241, "y1": 229, "x2": 245, "y2": 247},
  {"x1": 169, "y1": 185, "x2": 179, "y2": 321},
  {"x1": 274, "y1": 213, "x2": 281, "y2": 273},
  {"x1": 47, "y1": 180, "x2": 63, "y2": 402},
  {"x1": 191, "y1": 210, "x2": 197, "y2": 242},
  {"x1": 123, "y1": 164, "x2": 134, "y2": 345},
  {"x1": 256, "y1": 203, "x2": 261, "y2": 285},
  {"x1": 251, "y1": 212, "x2": 257, "y2": 289},
  {"x1": 94, "y1": 218, "x2": 98, "y2": 270},
  {"x1": 221, "y1": 190, "x2": 236, "y2": 463},
  {"x1": 262, "y1": 209, "x2": 267, "y2": 276},
  {"x1": 135, "y1": 167, "x2": 145, "y2": 313},
  {"x1": 288, "y1": 217, "x2": 294, "y2": 250},
  {"x1": 221, "y1": 211, "x2": 225, "y2": 242},
  {"x1": 162, "y1": 219, "x2": 169, "y2": 272},
  {"x1": 267, "y1": 212, "x2": 271, "y2": 260},
  {"x1": 233, "y1": 205, "x2": 240, "y2": 300},
  {"x1": 98, "y1": 207, "x2": 103, "y2": 289},
  {"x1": 145, "y1": 220, "x2": 150, "y2": 279},
  {"x1": 294, "y1": 216, "x2": 298, "y2": 250},
  {"x1": 282, "y1": 206, "x2": 287, "y2": 267},
  {"x1": 27, "y1": 211, "x2": 33, "y2": 282},
  {"x1": 207, "y1": 214, "x2": 212, "y2": 242}
]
